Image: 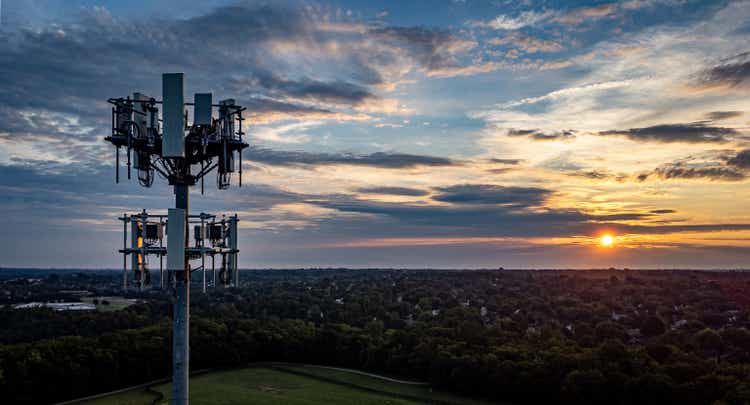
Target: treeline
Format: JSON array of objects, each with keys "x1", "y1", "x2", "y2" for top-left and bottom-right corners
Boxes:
[
  {"x1": 0, "y1": 303, "x2": 167, "y2": 345},
  {"x1": 2, "y1": 315, "x2": 750, "y2": 404},
  {"x1": 1, "y1": 269, "x2": 750, "y2": 404}
]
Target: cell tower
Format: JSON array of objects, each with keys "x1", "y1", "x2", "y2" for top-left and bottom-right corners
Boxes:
[{"x1": 105, "y1": 73, "x2": 248, "y2": 405}]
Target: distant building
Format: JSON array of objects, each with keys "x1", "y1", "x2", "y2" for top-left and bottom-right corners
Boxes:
[{"x1": 13, "y1": 302, "x2": 96, "y2": 311}]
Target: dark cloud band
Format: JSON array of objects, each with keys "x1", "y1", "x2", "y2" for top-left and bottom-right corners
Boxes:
[
  {"x1": 598, "y1": 122, "x2": 737, "y2": 143},
  {"x1": 246, "y1": 147, "x2": 457, "y2": 169}
]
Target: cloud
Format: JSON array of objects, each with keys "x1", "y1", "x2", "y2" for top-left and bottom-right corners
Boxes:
[
  {"x1": 488, "y1": 158, "x2": 524, "y2": 165},
  {"x1": 598, "y1": 122, "x2": 738, "y2": 143},
  {"x1": 486, "y1": 168, "x2": 515, "y2": 174},
  {"x1": 495, "y1": 80, "x2": 634, "y2": 109},
  {"x1": 695, "y1": 52, "x2": 750, "y2": 91},
  {"x1": 0, "y1": 1, "x2": 481, "y2": 166},
  {"x1": 643, "y1": 166, "x2": 746, "y2": 182},
  {"x1": 425, "y1": 57, "x2": 574, "y2": 77},
  {"x1": 252, "y1": 121, "x2": 325, "y2": 144},
  {"x1": 227, "y1": 73, "x2": 381, "y2": 108},
  {"x1": 705, "y1": 111, "x2": 744, "y2": 121},
  {"x1": 242, "y1": 98, "x2": 372, "y2": 124},
  {"x1": 369, "y1": 26, "x2": 476, "y2": 74},
  {"x1": 355, "y1": 186, "x2": 429, "y2": 196},
  {"x1": 650, "y1": 209, "x2": 676, "y2": 214},
  {"x1": 566, "y1": 170, "x2": 624, "y2": 181},
  {"x1": 432, "y1": 184, "x2": 552, "y2": 207},
  {"x1": 507, "y1": 128, "x2": 576, "y2": 141},
  {"x1": 472, "y1": 3, "x2": 618, "y2": 31},
  {"x1": 311, "y1": 194, "x2": 750, "y2": 241},
  {"x1": 472, "y1": 1, "x2": 750, "y2": 159},
  {"x1": 488, "y1": 32, "x2": 563, "y2": 54},
  {"x1": 636, "y1": 149, "x2": 750, "y2": 182},
  {"x1": 473, "y1": 10, "x2": 556, "y2": 30},
  {"x1": 727, "y1": 149, "x2": 750, "y2": 169},
  {"x1": 555, "y1": 3, "x2": 618, "y2": 24},
  {"x1": 245, "y1": 147, "x2": 458, "y2": 169}
]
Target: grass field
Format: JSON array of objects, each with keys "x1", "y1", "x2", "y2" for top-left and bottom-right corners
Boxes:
[{"x1": 76, "y1": 365, "x2": 498, "y2": 405}]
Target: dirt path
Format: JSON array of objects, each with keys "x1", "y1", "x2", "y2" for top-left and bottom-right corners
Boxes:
[{"x1": 281, "y1": 363, "x2": 429, "y2": 385}]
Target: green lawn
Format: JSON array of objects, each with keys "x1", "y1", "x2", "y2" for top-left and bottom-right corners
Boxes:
[
  {"x1": 80, "y1": 367, "x2": 422, "y2": 405},
  {"x1": 77, "y1": 365, "x2": 502, "y2": 405}
]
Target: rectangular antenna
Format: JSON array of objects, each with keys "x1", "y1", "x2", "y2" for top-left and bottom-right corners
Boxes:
[
  {"x1": 167, "y1": 208, "x2": 186, "y2": 272},
  {"x1": 133, "y1": 93, "x2": 150, "y2": 134},
  {"x1": 131, "y1": 220, "x2": 140, "y2": 277},
  {"x1": 194, "y1": 93, "x2": 212, "y2": 125},
  {"x1": 132, "y1": 93, "x2": 151, "y2": 170},
  {"x1": 162, "y1": 73, "x2": 185, "y2": 157},
  {"x1": 229, "y1": 216, "x2": 238, "y2": 286}
]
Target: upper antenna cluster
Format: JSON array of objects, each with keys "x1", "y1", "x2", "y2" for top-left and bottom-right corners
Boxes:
[{"x1": 105, "y1": 73, "x2": 248, "y2": 191}]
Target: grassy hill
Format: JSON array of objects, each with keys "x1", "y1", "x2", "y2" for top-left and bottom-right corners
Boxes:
[{"x1": 77, "y1": 365, "x2": 496, "y2": 405}]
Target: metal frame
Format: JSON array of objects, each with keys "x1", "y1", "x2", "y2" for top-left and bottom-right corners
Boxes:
[{"x1": 117, "y1": 211, "x2": 240, "y2": 290}]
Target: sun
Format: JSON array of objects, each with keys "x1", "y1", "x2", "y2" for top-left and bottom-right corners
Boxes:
[{"x1": 600, "y1": 234, "x2": 615, "y2": 247}]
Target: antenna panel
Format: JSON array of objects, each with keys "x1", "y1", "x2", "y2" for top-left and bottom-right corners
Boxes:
[
  {"x1": 167, "y1": 208, "x2": 186, "y2": 271},
  {"x1": 162, "y1": 73, "x2": 185, "y2": 157},
  {"x1": 131, "y1": 221, "x2": 141, "y2": 273},
  {"x1": 194, "y1": 93, "x2": 212, "y2": 125}
]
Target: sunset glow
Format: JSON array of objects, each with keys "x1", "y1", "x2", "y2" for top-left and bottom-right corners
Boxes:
[{"x1": 0, "y1": 1, "x2": 749, "y2": 269}]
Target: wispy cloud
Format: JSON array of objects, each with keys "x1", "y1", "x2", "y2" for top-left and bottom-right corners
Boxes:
[
  {"x1": 555, "y1": 3, "x2": 618, "y2": 24},
  {"x1": 253, "y1": 121, "x2": 323, "y2": 144},
  {"x1": 472, "y1": 10, "x2": 556, "y2": 30},
  {"x1": 488, "y1": 32, "x2": 564, "y2": 54},
  {"x1": 495, "y1": 80, "x2": 635, "y2": 109}
]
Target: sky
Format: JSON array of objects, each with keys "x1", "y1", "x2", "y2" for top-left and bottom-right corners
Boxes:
[{"x1": 1, "y1": 0, "x2": 749, "y2": 269}]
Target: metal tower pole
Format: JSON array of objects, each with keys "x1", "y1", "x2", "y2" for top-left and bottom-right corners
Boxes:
[
  {"x1": 231, "y1": 215, "x2": 238, "y2": 287},
  {"x1": 123, "y1": 214, "x2": 128, "y2": 290},
  {"x1": 160, "y1": 218, "x2": 164, "y2": 290},
  {"x1": 172, "y1": 183, "x2": 189, "y2": 405},
  {"x1": 201, "y1": 215, "x2": 206, "y2": 294}
]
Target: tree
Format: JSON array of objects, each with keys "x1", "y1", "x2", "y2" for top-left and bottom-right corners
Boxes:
[
  {"x1": 640, "y1": 316, "x2": 666, "y2": 338},
  {"x1": 595, "y1": 321, "x2": 627, "y2": 342},
  {"x1": 562, "y1": 369, "x2": 608, "y2": 404},
  {"x1": 720, "y1": 328, "x2": 750, "y2": 352},
  {"x1": 694, "y1": 328, "x2": 723, "y2": 361}
]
